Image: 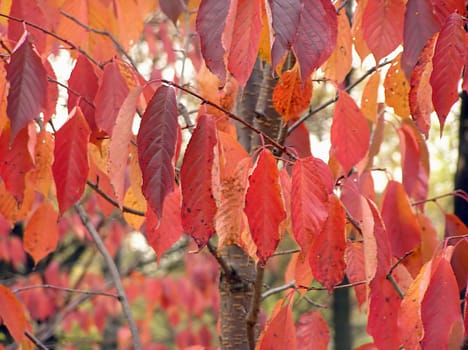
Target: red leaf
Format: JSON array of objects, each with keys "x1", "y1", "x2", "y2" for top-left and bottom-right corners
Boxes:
[
  {"x1": 367, "y1": 276, "x2": 402, "y2": 350},
  {"x1": 432, "y1": 0, "x2": 465, "y2": 26},
  {"x1": 309, "y1": 194, "x2": 346, "y2": 292},
  {"x1": 23, "y1": 202, "x2": 59, "y2": 265},
  {"x1": 0, "y1": 285, "x2": 29, "y2": 344},
  {"x1": 409, "y1": 34, "x2": 436, "y2": 138},
  {"x1": 244, "y1": 149, "x2": 286, "y2": 264},
  {"x1": 291, "y1": 156, "x2": 334, "y2": 251},
  {"x1": 137, "y1": 85, "x2": 178, "y2": 219},
  {"x1": 108, "y1": 86, "x2": 143, "y2": 206},
  {"x1": 196, "y1": 0, "x2": 230, "y2": 81},
  {"x1": 159, "y1": 0, "x2": 186, "y2": 23},
  {"x1": 401, "y1": 0, "x2": 440, "y2": 78},
  {"x1": 345, "y1": 242, "x2": 367, "y2": 308},
  {"x1": 296, "y1": 311, "x2": 330, "y2": 350},
  {"x1": 381, "y1": 181, "x2": 422, "y2": 258},
  {"x1": 430, "y1": 13, "x2": 467, "y2": 132},
  {"x1": 0, "y1": 124, "x2": 34, "y2": 203},
  {"x1": 284, "y1": 122, "x2": 312, "y2": 160},
  {"x1": 268, "y1": 0, "x2": 302, "y2": 69},
  {"x1": 94, "y1": 61, "x2": 130, "y2": 136},
  {"x1": 362, "y1": 0, "x2": 405, "y2": 61},
  {"x1": 421, "y1": 254, "x2": 464, "y2": 349},
  {"x1": 6, "y1": 37, "x2": 47, "y2": 141},
  {"x1": 226, "y1": 0, "x2": 263, "y2": 87},
  {"x1": 53, "y1": 108, "x2": 91, "y2": 214},
  {"x1": 331, "y1": 90, "x2": 370, "y2": 173},
  {"x1": 181, "y1": 114, "x2": 218, "y2": 247},
  {"x1": 292, "y1": 0, "x2": 337, "y2": 80},
  {"x1": 397, "y1": 122, "x2": 429, "y2": 202},
  {"x1": 146, "y1": 187, "x2": 183, "y2": 261},
  {"x1": 258, "y1": 301, "x2": 296, "y2": 350},
  {"x1": 67, "y1": 55, "x2": 99, "y2": 131}
]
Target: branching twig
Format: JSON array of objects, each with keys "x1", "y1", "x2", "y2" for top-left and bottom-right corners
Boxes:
[
  {"x1": 160, "y1": 80, "x2": 297, "y2": 160},
  {"x1": 206, "y1": 240, "x2": 232, "y2": 277},
  {"x1": 345, "y1": 207, "x2": 363, "y2": 236},
  {"x1": 297, "y1": 280, "x2": 368, "y2": 291},
  {"x1": 287, "y1": 60, "x2": 392, "y2": 135},
  {"x1": 86, "y1": 180, "x2": 145, "y2": 216},
  {"x1": 271, "y1": 248, "x2": 301, "y2": 256},
  {"x1": 262, "y1": 280, "x2": 296, "y2": 300},
  {"x1": 74, "y1": 204, "x2": 142, "y2": 350},
  {"x1": 13, "y1": 284, "x2": 119, "y2": 299},
  {"x1": 246, "y1": 265, "x2": 265, "y2": 350},
  {"x1": 0, "y1": 13, "x2": 101, "y2": 68},
  {"x1": 385, "y1": 251, "x2": 413, "y2": 299},
  {"x1": 59, "y1": 10, "x2": 139, "y2": 72},
  {"x1": 25, "y1": 330, "x2": 49, "y2": 350},
  {"x1": 411, "y1": 190, "x2": 468, "y2": 206}
]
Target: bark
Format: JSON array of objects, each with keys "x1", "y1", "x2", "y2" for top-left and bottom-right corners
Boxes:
[
  {"x1": 219, "y1": 58, "x2": 285, "y2": 349},
  {"x1": 455, "y1": 91, "x2": 468, "y2": 225}
]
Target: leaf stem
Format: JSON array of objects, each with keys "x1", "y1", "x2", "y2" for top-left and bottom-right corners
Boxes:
[
  {"x1": 74, "y1": 204, "x2": 142, "y2": 350},
  {"x1": 13, "y1": 284, "x2": 119, "y2": 299}
]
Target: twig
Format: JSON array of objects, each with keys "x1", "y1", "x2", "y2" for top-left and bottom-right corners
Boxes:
[
  {"x1": 385, "y1": 251, "x2": 413, "y2": 299},
  {"x1": 0, "y1": 13, "x2": 101, "y2": 68},
  {"x1": 59, "y1": 10, "x2": 139, "y2": 72},
  {"x1": 272, "y1": 248, "x2": 301, "y2": 256},
  {"x1": 206, "y1": 240, "x2": 232, "y2": 277},
  {"x1": 345, "y1": 207, "x2": 363, "y2": 236},
  {"x1": 25, "y1": 330, "x2": 49, "y2": 350},
  {"x1": 246, "y1": 265, "x2": 265, "y2": 350},
  {"x1": 301, "y1": 294, "x2": 327, "y2": 308},
  {"x1": 287, "y1": 60, "x2": 392, "y2": 135},
  {"x1": 160, "y1": 80, "x2": 297, "y2": 160},
  {"x1": 86, "y1": 180, "x2": 145, "y2": 216},
  {"x1": 13, "y1": 284, "x2": 119, "y2": 300},
  {"x1": 74, "y1": 204, "x2": 142, "y2": 350},
  {"x1": 262, "y1": 280, "x2": 296, "y2": 300},
  {"x1": 411, "y1": 190, "x2": 468, "y2": 206},
  {"x1": 387, "y1": 251, "x2": 414, "y2": 277},
  {"x1": 297, "y1": 280, "x2": 368, "y2": 291},
  {"x1": 387, "y1": 274, "x2": 404, "y2": 299},
  {"x1": 47, "y1": 77, "x2": 96, "y2": 109}
]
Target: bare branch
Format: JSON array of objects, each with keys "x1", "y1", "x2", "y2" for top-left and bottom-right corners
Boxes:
[
  {"x1": 13, "y1": 284, "x2": 119, "y2": 300},
  {"x1": 262, "y1": 280, "x2": 296, "y2": 300},
  {"x1": 25, "y1": 330, "x2": 49, "y2": 350},
  {"x1": 74, "y1": 204, "x2": 142, "y2": 350},
  {"x1": 246, "y1": 265, "x2": 265, "y2": 350},
  {"x1": 272, "y1": 248, "x2": 301, "y2": 256}
]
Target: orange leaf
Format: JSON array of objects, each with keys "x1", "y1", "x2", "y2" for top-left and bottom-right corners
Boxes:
[
  {"x1": 360, "y1": 71, "x2": 380, "y2": 123},
  {"x1": 322, "y1": 9, "x2": 352, "y2": 83},
  {"x1": 27, "y1": 130, "x2": 54, "y2": 197},
  {"x1": 381, "y1": 181, "x2": 422, "y2": 258},
  {"x1": 23, "y1": 202, "x2": 59, "y2": 265},
  {"x1": 258, "y1": 300, "x2": 296, "y2": 350},
  {"x1": 430, "y1": 13, "x2": 467, "y2": 132},
  {"x1": 331, "y1": 90, "x2": 370, "y2": 172},
  {"x1": 146, "y1": 187, "x2": 183, "y2": 261},
  {"x1": 309, "y1": 195, "x2": 346, "y2": 292},
  {"x1": 291, "y1": 156, "x2": 334, "y2": 251},
  {"x1": 362, "y1": 0, "x2": 405, "y2": 61},
  {"x1": 244, "y1": 149, "x2": 286, "y2": 265},
  {"x1": 284, "y1": 252, "x2": 313, "y2": 295},
  {"x1": 351, "y1": 0, "x2": 371, "y2": 61},
  {"x1": 123, "y1": 186, "x2": 147, "y2": 230},
  {"x1": 52, "y1": 107, "x2": 91, "y2": 214},
  {"x1": 273, "y1": 65, "x2": 313, "y2": 121},
  {"x1": 181, "y1": 114, "x2": 218, "y2": 247},
  {"x1": 296, "y1": 311, "x2": 330, "y2": 350},
  {"x1": 384, "y1": 53, "x2": 410, "y2": 118},
  {"x1": 409, "y1": 34, "x2": 436, "y2": 138},
  {"x1": 0, "y1": 285, "x2": 29, "y2": 344}
]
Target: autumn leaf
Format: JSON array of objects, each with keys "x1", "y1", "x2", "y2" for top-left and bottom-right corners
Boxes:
[
  {"x1": 384, "y1": 53, "x2": 410, "y2": 118},
  {"x1": 257, "y1": 299, "x2": 296, "y2": 350},
  {"x1": 430, "y1": 13, "x2": 467, "y2": 132},
  {"x1": 331, "y1": 90, "x2": 370, "y2": 172},
  {"x1": 181, "y1": 114, "x2": 218, "y2": 247},
  {"x1": 244, "y1": 149, "x2": 286, "y2": 265},
  {"x1": 296, "y1": 311, "x2": 330, "y2": 350},
  {"x1": 137, "y1": 85, "x2": 178, "y2": 219},
  {"x1": 360, "y1": 71, "x2": 380, "y2": 123},
  {"x1": 23, "y1": 202, "x2": 59, "y2": 265},
  {"x1": 0, "y1": 285, "x2": 30, "y2": 345},
  {"x1": 53, "y1": 107, "x2": 91, "y2": 214},
  {"x1": 272, "y1": 65, "x2": 313, "y2": 121},
  {"x1": 6, "y1": 35, "x2": 47, "y2": 141}
]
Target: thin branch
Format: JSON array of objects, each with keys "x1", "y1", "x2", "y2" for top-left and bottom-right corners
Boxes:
[
  {"x1": 0, "y1": 13, "x2": 101, "y2": 68},
  {"x1": 385, "y1": 251, "x2": 413, "y2": 299},
  {"x1": 272, "y1": 248, "x2": 301, "y2": 256},
  {"x1": 206, "y1": 240, "x2": 232, "y2": 278},
  {"x1": 74, "y1": 204, "x2": 142, "y2": 350},
  {"x1": 387, "y1": 274, "x2": 404, "y2": 299},
  {"x1": 301, "y1": 294, "x2": 328, "y2": 309},
  {"x1": 387, "y1": 251, "x2": 414, "y2": 277},
  {"x1": 411, "y1": 190, "x2": 468, "y2": 206},
  {"x1": 297, "y1": 280, "x2": 368, "y2": 291},
  {"x1": 47, "y1": 77, "x2": 95, "y2": 109},
  {"x1": 25, "y1": 330, "x2": 49, "y2": 350},
  {"x1": 160, "y1": 80, "x2": 297, "y2": 160},
  {"x1": 59, "y1": 10, "x2": 139, "y2": 72},
  {"x1": 262, "y1": 280, "x2": 296, "y2": 300},
  {"x1": 246, "y1": 265, "x2": 265, "y2": 350},
  {"x1": 13, "y1": 284, "x2": 119, "y2": 300},
  {"x1": 287, "y1": 60, "x2": 392, "y2": 135},
  {"x1": 345, "y1": 207, "x2": 363, "y2": 236},
  {"x1": 86, "y1": 180, "x2": 145, "y2": 216},
  {"x1": 336, "y1": 0, "x2": 351, "y2": 13}
]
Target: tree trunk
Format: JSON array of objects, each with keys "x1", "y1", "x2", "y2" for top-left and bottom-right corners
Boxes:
[
  {"x1": 455, "y1": 91, "x2": 468, "y2": 225},
  {"x1": 219, "y1": 58, "x2": 285, "y2": 349}
]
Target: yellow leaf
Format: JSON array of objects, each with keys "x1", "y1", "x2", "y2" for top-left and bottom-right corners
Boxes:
[{"x1": 384, "y1": 53, "x2": 410, "y2": 118}]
